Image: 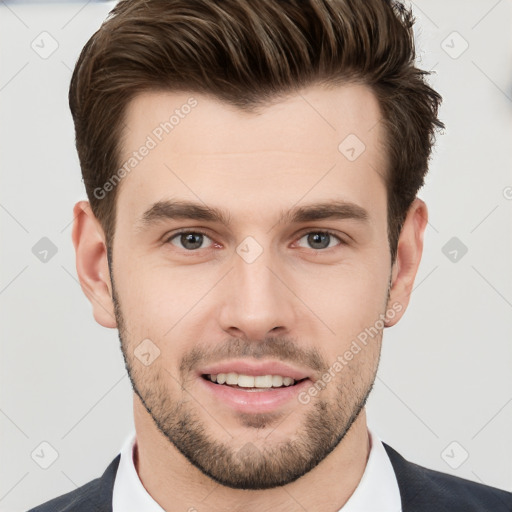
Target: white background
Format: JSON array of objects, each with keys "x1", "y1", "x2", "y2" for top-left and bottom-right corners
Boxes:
[{"x1": 1, "y1": 0, "x2": 511, "y2": 510}]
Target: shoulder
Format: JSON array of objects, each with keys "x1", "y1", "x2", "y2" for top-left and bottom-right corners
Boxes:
[
  {"x1": 382, "y1": 442, "x2": 512, "y2": 512},
  {"x1": 27, "y1": 455, "x2": 121, "y2": 512}
]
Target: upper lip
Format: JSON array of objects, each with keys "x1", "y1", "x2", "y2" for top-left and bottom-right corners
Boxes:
[{"x1": 198, "y1": 360, "x2": 313, "y2": 381}]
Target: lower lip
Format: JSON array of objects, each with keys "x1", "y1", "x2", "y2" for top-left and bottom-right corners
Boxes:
[{"x1": 198, "y1": 376, "x2": 312, "y2": 414}]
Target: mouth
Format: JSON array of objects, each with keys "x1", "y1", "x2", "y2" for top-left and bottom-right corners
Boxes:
[
  {"x1": 196, "y1": 362, "x2": 314, "y2": 413},
  {"x1": 201, "y1": 372, "x2": 309, "y2": 391}
]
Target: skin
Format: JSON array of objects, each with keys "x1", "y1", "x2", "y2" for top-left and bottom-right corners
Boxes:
[{"x1": 72, "y1": 83, "x2": 427, "y2": 511}]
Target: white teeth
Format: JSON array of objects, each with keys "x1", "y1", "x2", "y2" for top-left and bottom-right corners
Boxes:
[
  {"x1": 272, "y1": 375, "x2": 283, "y2": 387},
  {"x1": 237, "y1": 375, "x2": 255, "y2": 387},
  {"x1": 226, "y1": 372, "x2": 238, "y2": 385},
  {"x1": 254, "y1": 375, "x2": 273, "y2": 388},
  {"x1": 207, "y1": 372, "x2": 298, "y2": 388}
]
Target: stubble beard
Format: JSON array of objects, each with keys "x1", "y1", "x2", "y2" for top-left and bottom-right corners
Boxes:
[{"x1": 108, "y1": 248, "x2": 384, "y2": 489}]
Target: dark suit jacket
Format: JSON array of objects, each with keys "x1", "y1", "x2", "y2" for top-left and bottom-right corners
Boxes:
[{"x1": 28, "y1": 442, "x2": 512, "y2": 511}]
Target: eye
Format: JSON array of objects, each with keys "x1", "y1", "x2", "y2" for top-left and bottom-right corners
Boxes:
[
  {"x1": 295, "y1": 230, "x2": 344, "y2": 251},
  {"x1": 165, "y1": 230, "x2": 214, "y2": 251},
  {"x1": 164, "y1": 229, "x2": 346, "y2": 253}
]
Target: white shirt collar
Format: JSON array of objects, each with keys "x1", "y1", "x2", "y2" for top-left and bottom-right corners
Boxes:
[{"x1": 112, "y1": 424, "x2": 402, "y2": 511}]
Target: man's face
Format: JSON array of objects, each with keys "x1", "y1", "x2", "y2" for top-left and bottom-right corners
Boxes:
[{"x1": 109, "y1": 84, "x2": 393, "y2": 489}]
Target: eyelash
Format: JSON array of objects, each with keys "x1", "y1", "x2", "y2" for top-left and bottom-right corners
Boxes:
[{"x1": 164, "y1": 229, "x2": 347, "y2": 253}]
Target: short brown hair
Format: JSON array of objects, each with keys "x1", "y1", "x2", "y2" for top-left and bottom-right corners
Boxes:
[{"x1": 69, "y1": 0, "x2": 444, "y2": 263}]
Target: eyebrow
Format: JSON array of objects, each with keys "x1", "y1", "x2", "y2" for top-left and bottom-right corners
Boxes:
[{"x1": 135, "y1": 198, "x2": 369, "y2": 232}]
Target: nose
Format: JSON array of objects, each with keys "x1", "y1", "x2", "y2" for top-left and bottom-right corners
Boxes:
[{"x1": 218, "y1": 241, "x2": 298, "y2": 341}]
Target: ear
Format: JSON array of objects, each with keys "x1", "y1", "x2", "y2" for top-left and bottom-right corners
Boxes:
[
  {"x1": 385, "y1": 198, "x2": 428, "y2": 327},
  {"x1": 71, "y1": 200, "x2": 117, "y2": 328}
]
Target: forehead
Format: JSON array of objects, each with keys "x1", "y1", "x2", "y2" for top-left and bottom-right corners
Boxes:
[{"x1": 115, "y1": 83, "x2": 387, "y2": 230}]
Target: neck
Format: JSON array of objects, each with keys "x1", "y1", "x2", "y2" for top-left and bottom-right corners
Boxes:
[{"x1": 133, "y1": 395, "x2": 371, "y2": 512}]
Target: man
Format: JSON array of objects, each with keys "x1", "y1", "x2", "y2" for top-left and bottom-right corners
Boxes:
[{"x1": 29, "y1": 0, "x2": 512, "y2": 511}]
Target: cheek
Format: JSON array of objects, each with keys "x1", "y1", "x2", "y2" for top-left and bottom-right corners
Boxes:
[
  {"x1": 300, "y1": 262, "x2": 389, "y2": 347},
  {"x1": 115, "y1": 235, "x2": 390, "y2": 350},
  {"x1": 114, "y1": 260, "x2": 212, "y2": 341}
]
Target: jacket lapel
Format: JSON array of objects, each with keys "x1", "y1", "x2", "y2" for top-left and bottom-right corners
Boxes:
[
  {"x1": 383, "y1": 442, "x2": 436, "y2": 512},
  {"x1": 81, "y1": 454, "x2": 121, "y2": 512}
]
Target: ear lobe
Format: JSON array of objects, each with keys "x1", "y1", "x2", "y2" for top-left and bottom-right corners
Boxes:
[
  {"x1": 385, "y1": 198, "x2": 428, "y2": 327},
  {"x1": 71, "y1": 201, "x2": 117, "y2": 329}
]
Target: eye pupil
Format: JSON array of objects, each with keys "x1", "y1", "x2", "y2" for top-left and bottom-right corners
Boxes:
[
  {"x1": 308, "y1": 232, "x2": 330, "y2": 249},
  {"x1": 181, "y1": 233, "x2": 203, "y2": 250}
]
